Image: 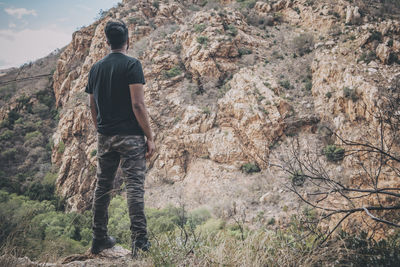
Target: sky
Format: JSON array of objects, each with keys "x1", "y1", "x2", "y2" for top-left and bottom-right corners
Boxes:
[{"x1": 0, "y1": 0, "x2": 121, "y2": 70}]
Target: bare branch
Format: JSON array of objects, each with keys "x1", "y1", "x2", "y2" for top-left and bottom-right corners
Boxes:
[{"x1": 363, "y1": 207, "x2": 400, "y2": 228}]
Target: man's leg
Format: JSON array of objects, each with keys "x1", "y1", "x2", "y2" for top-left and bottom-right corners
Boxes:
[
  {"x1": 92, "y1": 134, "x2": 120, "y2": 240},
  {"x1": 118, "y1": 135, "x2": 148, "y2": 244}
]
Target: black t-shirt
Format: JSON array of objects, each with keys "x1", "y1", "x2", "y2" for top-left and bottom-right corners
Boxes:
[{"x1": 85, "y1": 52, "x2": 145, "y2": 136}]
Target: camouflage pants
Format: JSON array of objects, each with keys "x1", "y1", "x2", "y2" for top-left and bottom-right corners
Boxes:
[{"x1": 92, "y1": 133, "x2": 148, "y2": 242}]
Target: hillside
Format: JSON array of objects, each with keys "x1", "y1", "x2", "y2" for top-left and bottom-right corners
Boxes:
[
  {"x1": 1, "y1": 0, "x2": 400, "y2": 266},
  {"x1": 0, "y1": 50, "x2": 61, "y2": 203},
  {"x1": 51, "y1": 0, "x2": 400, "y2": 221}
]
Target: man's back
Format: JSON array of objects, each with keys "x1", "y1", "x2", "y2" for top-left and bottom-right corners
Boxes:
[{"x1": 85, "y1": 52, "x2": 145, "y2": 136}]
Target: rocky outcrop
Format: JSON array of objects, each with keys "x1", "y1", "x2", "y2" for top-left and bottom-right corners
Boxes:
[
  {"x1": 345, "y1": 6, "x2": 362, "y2": 25},
  {"x1": 50, "y1": 0, "x2": 400, "y2": 222},
  {"x1": 2, "y1": 246, "x2": 134, "y2": 267},
  {"x1": 51, "y1": 0, "x2": 295, "y2": 211}
]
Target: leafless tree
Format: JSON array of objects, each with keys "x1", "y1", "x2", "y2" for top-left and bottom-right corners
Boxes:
[{"x1": 271, "y1": 75, "x2": 400, "y2": 245}]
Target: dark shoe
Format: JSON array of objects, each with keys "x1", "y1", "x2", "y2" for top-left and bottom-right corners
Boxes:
[
  {"x1": 132, "y1": 239, "x2": 151, "y2": 258},
  {"x1": 91, "y1": 236, "x2": 116, "y2": 254}
]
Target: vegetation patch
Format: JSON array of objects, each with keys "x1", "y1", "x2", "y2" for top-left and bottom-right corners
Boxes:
[
  {"x1": 323, "y1": 144, "x2": 345, "y2": 162},
  {"x1": 290, "y1": 170, "x2": 305, "y2": 186},
  {"x1": 224, "y1": 24, "x2": 238, "y2": 36},
  {"x1": 0, "y1": 130, "x2": 13, "y2": 141},
  {"x1": 357, "y1": 51, "x2": 376, "y2": 64},
  {"x1": 57, "y1": 140, "x2": 65, "y2": 154},
  {"x1": 194, "y1": 23, "x2": 206, "y2": 33},
  {"x1": 162, "y1": 66, "x2": 183, "y2": 79},
  {"x1": 292, "y1": 33, "x2": 314, "y2": 56},
  {"x1": 238, "y1": 47, "x2": 252, "y2": 57},
  {"x1": 196, "y1": 36, "x2": 209, "y2": 46},
  {"x1": 279, "y1": 79, "x2": 292, "y2": 90},
  {"x1": 240, "y1": 162, "x2": 261, "y2": 174},
  {"x1": 343, "y1": 86, "x2": 358, "y2": 102}
]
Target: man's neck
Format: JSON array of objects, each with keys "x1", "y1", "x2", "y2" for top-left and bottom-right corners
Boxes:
[{"x1": 110, "y1": 48, "x2": 126, "y2": 54}]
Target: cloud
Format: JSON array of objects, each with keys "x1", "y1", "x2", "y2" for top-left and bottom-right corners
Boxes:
[
  {"x1": 9, "y1": 23, "x2": 16, "y2": 28},
  {"x1": 5, "y1": 7, "x2": 37, "y2": 19},
  {"x1": 0, "y1": 27, "x2": 71, "y2": 69}
]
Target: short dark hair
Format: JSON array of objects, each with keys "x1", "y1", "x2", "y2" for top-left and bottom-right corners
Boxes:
[{"x1": 104, "y1": 20, "x2": 128, "y2": 49}]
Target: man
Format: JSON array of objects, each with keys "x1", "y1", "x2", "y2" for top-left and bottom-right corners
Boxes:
[{"x1": 85, "y1": 19, "x2": 155, "y2": 257}]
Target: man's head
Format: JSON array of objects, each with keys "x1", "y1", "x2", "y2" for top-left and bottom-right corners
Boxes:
[{"x1": 104, "y1": 20, "x2": 129, "y2": 50}]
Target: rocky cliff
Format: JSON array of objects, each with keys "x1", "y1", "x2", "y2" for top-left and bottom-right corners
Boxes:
[{"x1": 50, "y1": 0, "x2": 400, "y2": 227}]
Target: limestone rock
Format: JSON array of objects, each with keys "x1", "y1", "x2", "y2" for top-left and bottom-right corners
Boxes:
[
  {"x1": 376, "y1": 43, "x2": 391, "y2": 64},
  {"x1": 345, "y1": 6, "x2": 362, "y2": 25}
]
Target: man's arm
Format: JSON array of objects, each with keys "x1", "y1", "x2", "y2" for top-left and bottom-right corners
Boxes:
[
  {"x1": 89, "y1": 94, "x2": 98, "y2": 130},
  {"x1": 129, "y1": 83, "x2": 155, "y2": 158}
]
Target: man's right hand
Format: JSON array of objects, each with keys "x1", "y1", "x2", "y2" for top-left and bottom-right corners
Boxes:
[{"x1": 145, "y1": 139, "x2": 155, "y2": 159}]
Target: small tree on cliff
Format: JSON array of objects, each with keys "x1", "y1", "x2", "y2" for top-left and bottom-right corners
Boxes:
[{"x1": 271, "y1": 74, "x2": 400, "y2": 244}]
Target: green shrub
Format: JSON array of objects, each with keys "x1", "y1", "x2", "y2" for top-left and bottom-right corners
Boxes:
[
  {"x1": 197, "y1": 218, "x2": 225, "y2": 233},
  {"x1": 187, "y1": 208, "x2": 211, "y2": 229},
  {"x1": 357, "y1": 51, "x2": 376, "y2": 64},
  {"x1": 163, "y1": 66, "x2": 183, "y2": 79},
  {"x1": 16, "y1": 94, "x2": 30, "y2": 107},
  {"x1": 290, "y1": 170, "x2": 305, "y2": 186},
  {"x1": 14, "y1": 117, "x2": 24, "y2": 124},
  {"x1": 325, "y1": 91, "x2": 332, "y2": 98},
  {"x1": 0, "y1": 130, "x2": 13, "y2": 141},
  {"x1": 238, "y1": 47, "x2": 252, "y2": 57},
  {"x1": 194, "y1": 23, "x2": 206, "y2": 33},
  {"x1": 36, "y1": 90, "x2": 54, "y2": 108},
  {"x1": 128, "y1": 17, "x2": 146, "y2": 26},
  {"x1": 146, "y1": 205, "x2": 183, "y2": 235},
  {"x1": 108, "y1": 195, "x2": 131, "y2": 246},
  {"x1": 43, "y1": 172, "x2": 58, "y2": 186},
  {"x1": 227, "y1": 222, "x2": 249, "y2": 240},
  {"x1": 197, "y1": 36, "x2": 208, "y2": 45},
  {"x1": 225, "y1": 24, "x2": 238, "y2": 36},
  {"x1": 0, "y1": 83, "x2": 16, "y2": 102},
  {"x1": 240, "y1": 162, "x2": 261, "y2": 174},
  {"x1": 369, "y1": 30, "x2": 382, "y2": 42},
  {"x1": 293, "y1": 33, "x2": 314, "y2": 56},
  {"x1": 152, "y1": 0, "x2": 160, "y2": 9},
  {"x1": 304, "y1": 79, "x2": 312, "y2": 91},
  {"x1": 236, "y1": 0, "x2": 256, "y2": 9},
  {"x1": 202, "y1": 106, "x2": 211, "y2": 115},
  {"x1": 323, "y1": 144, "x2": 345, "y2": 162},
  {"x1": 32, "y1": 103, "x2": 49, "y2": 117},
  {"x1": 1, "y1": 148, "x2": 17, "y2": 160},
  {"x1": 57, "y1": 140, "x2": 65, "y2": 154},
  {"x1": 343, "y1": 87, "x2": 358, "y2": 101},
  {"x1": 7, "y1": 110, "x2": 20, "y2": 125},
  {"x1": 90, "y1": 149, "x2": 97, "y2": 157},
  {"x1": 25, "y1": 182, "x2": 55, "y2": 201},
  {"x1": 337, "y1": 230, "x2": 400, "y2": 266},
  {"x1": 0, "y1": 119, "x2": 10, "y2": 128},
  {"x1": 24, "y1": 130, "x2": 42, "y2": 141},
  {"x1": 267, "y1": 217, "x2": 276, "y2": 225},
  {"x1": 279, "y1": 79, "x2": 292, "y2": 89},
  {"x1": 388, "y1": 52, "x2": 400, "y2": 65},
  {"x1": 0, "y1": 190, "x2": 91, "y2": 259},
  {"x1": 46, "y1": 139, "x2": 54, "y2": 151}
]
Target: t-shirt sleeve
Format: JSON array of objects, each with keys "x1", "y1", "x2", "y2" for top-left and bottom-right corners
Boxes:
[
  {"x1": 127, "y1": 59, "x2": 145, "y2": 85},
  {"x1": 85, "y1": 67, "x2": 93, "y2": 94}
]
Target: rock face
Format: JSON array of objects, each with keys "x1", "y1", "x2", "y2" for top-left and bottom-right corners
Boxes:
[
  {"x1": 345, "y1": 5, "x2": 362, "y2": 25},
  {"x1": 51, "y1": 0, "x2": 400, "y2": 228}
]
